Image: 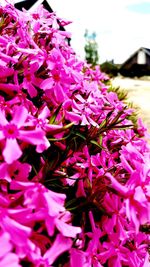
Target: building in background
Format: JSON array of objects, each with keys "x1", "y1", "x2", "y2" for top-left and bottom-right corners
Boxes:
[{"x1": 120, "y1": 47, "x2": 150, "y2": 77}]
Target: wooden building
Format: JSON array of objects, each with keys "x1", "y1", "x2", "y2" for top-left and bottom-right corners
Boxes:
[{"x1": 120, "y1": 47, "x2": 150, "y2": 77}]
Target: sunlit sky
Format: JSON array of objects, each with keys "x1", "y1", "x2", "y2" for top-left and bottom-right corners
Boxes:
[{"x1": 49, "y1": 0, "x2": 150, "y2": 64}]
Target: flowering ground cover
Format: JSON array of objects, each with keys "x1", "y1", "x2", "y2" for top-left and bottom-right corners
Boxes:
[{"x1": 0, "y1": 2, "x2": 149, "y2": 266}]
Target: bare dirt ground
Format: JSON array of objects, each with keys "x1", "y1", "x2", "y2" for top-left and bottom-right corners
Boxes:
[{"x1": 111, "y1": 76, "x2": 150, "y2": 132}]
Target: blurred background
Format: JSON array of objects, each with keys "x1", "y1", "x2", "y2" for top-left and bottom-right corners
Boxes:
[{"x1": 12, "y1": 0, "x2": 150, "y2": 130}]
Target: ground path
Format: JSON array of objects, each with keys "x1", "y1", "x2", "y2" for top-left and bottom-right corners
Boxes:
[{"x1": 111, "y1": 76, "x2": 150, "y2": 132}]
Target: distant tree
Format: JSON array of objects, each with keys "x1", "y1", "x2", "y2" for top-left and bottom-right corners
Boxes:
[{"x1": 84, "y1": 30, "x2": 99, "y2": 66}]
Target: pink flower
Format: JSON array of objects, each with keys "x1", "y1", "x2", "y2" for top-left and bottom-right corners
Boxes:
[
  {"x1": 43, "y1": 234, "x2": 72, "y2": 265},
  {"x1": 0, "y1": 2, "x2": 149, "y2": 266},
  {"x1": 21, "y1": 61, "x2": 43, "y2": 98},
  {"x1": 0, "y1": 212, "x2": 31, "y2": 246},
  {"x1": 0, "y1": 105, "x2": 49, "y2": 163},
  {"x1": 106, "y1": 172, "x2": 150, "y2": 232},
  {"x1": 0, "y1": 253, "x2": 20, "y2": 267},
  {"x1": 0, "y1": 231, "x2": 20, "y2": 267},
  {"x1": 10, "y1": 181, "x2": 81, "y2": 239},
  {"x1": 0, "y1": 160, "x2": 31, "y2": 182},
  {"x1": 0, "y1": 232, "x2": 12, "y2": 258},
  {"x1": 70, "y1": 249, "x2": 89, "y2": 267},
  {"x1": 0, "y1": 66, "x2": 14, "y2": 79},
  {"x1": 0, "y1": 83, "x2": 20, "y2": 96},
  {"x1": 55, "y1": 216, "x2": 81, "y2": 238}
]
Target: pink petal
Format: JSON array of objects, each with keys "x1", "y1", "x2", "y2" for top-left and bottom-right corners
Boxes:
[
  {"x1": 40, "y1": 78, "x2": 54, "y2": 90},
  {"x1": 43, "y1": 234, "x2": 72, "y2": 265},
  {"x1": 120, "y1": 154, "x2": 134, "y2": 173},
  {"x1": 45, "y1": 216, "x2": 55, "y2": 236},
  {"x1": 0, "y1": 163, "x2": 10, "y2": 182},
  {"x1": 0, "y1": 232, "x2": 12, "y2": 258},
  {"x1": 0, "y1": 131, "x2": 5, "y2": 140},
  {"x1": 54, "y1": 83, "x2": 65, "y2": 103},
  {"x1": 8, "y1": 161, "x2": 31, "y2": 181},
  {"x1": 11, "y1": 106, "x2": 28, "y2": 128},
  {"x1": 36, "y1": 136, "x2": 50, "y2": 153},
  {"x1": 0, "y1": 52, "x2": 17, "y2": 63},
  {"x1": 143, "y1": 253, "x2": 150, "y2": 267},
  {"x1": 2, "y1": 216, "x2": 31, "y2": 246},
  {"x1": 98, "y1": 247, "x2": 115, "y2": 264},
  {"x1": 0, "y1": 67, "x2": 14, "y2": 78},
  {"x1": 3, "y1": 139, "x2": 22, "y2": 164},
  {"x1": 0, "y1": 110, "x2": 8, "y2": 126},
  {"x1": 17, "y1": 47, "x2": 39, "y2": 54},
  {"x1": 55, "y1": 218, "x2": 81, "y2": 238},
  {"x1": 130, "y1": 205, "x2": 140, "y2": 233},
  {"x1": 44, "y1": 191, "x2": 66, "y2": 216},
  {"x1": 81, "y1": 114, "x2": 89, "y2": 125},
  {"x1": 75, "y1": 94, "x2": 85, "y2": 103},
  {"x1": 26, "y1": 82, "x2": 37, "y2": 98},
  {"x1": 106, "y1": 173, "x2": 128, "y2": 197},
  {"x1": 10, "y1": 181, "x2": 35, "y2": 191},
  {"x1": 125, "y1": 198, "x2": 131, "y2": 220},
  {"x1": 19, "y1": 129, "x2": 45, "y2": 145},
  {"x1": 45, "y1": 124, "x2": 64, "y2": 134},
  {"x1": 65, "y1": 111, "x2": 81, "y2": 124},
  {"x1": 0, "y1": 83, "x2": 19, "y2": 95},
  {"x1": 108, "y1": 256, "x2": 122, "y2": 267},
  {"x1": 0, "y1": 253, "x2": 20, "y2": 267},
  {"x1": 134, "y1": 186, "x2": 147, "y2": 203},
  {"x1": 38, "y1": 106, "x2": 50, "y2": 120},
  {"x1": 0, "y1": 194, "x2": 9, "y2": 206},
  {"x1": 70, "y1": 249, "x2": 87, "y2": 267}
]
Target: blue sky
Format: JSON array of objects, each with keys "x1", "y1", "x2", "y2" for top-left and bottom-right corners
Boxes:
[{"x1": 127, "y1": 2, "x2": 150, "y2": 14}]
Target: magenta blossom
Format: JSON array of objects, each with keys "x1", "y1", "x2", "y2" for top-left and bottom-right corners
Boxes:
[
  {"x1": 0, "y1": 2, "x2": 149, "y2": 266},
  {"x1": 0, "y1": 105, "x2": 49, "y2": 163}
]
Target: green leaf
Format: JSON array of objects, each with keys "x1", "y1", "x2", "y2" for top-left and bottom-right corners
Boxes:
[
  {"x1": 0, "y1": 17, "x2": 4, "y2": 28},
  {"x1": 74, "y1": 132, "x2": 86, "y2": 140},
  {"x1": 49, "y1": 104, "x2": 62, "y2": 124},
  {"x1": 99, "y1": 119, "x2": 107, "y2": 129},
  {"x1": 111, "y1": 124, "x2": 133, "y2": 130},
  {"x1": 48, "y1": 132, "x2": 72, "y2": 141},
  {"x1": 99, "y1": 135, "x2": 103, "y2": 145},
  {"x1": 110, "y1": 110, "x2": 124, "y2": 125},
  {"x1": 62, "y1": 122, "x2": 74, "y2": 130},
  {"x1": 106, "y1": 110, "x2": 114, "y2": 124},
  {"x1": 65, "y1": 198, "x2": 78, "y2": 208},
  {"x1": 90, "y1": 140, "x2": 106, "y2": 150}
]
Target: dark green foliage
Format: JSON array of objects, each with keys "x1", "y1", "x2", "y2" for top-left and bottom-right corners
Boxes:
[{"x1": 100, "y1": 61, "x2": 119, "y2": 77}]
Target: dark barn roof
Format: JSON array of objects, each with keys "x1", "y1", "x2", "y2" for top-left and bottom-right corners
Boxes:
[
  {"x1": 120, "y1": 47, "x2": 150, "y2": 77},
  {"x1": 121, "y1": 47, "x2": 150, "y2": 68},
  {"x1": 15, "y1": 0, "x2": 53, "y2": 12}
]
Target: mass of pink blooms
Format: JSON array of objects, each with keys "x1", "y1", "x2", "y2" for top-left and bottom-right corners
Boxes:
[{"x1": 0, "y1": 2, "x2": 149, "y2": 266}]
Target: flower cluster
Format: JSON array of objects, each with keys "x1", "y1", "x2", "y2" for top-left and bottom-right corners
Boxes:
[{"x1": 0, "y1": 2, "x2": 149, "y2": 266}]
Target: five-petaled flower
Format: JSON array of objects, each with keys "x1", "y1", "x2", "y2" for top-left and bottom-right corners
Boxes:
[{"x1": 0, "y1": 106, "x2": 49, "y2": 163}]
